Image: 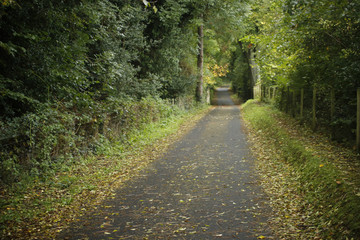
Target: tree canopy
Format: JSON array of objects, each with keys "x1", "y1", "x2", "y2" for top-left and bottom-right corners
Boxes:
[{"x1": 228, "y1": 0, "x2": 360, "y2": 142}]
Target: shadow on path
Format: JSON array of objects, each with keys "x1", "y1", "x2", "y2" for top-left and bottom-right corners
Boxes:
[
  {"x1": 58, "y1": 88, "x2": 273, "y2": 239},
  {"x1": 214, "y1": 87, "x2": 236, "y2": 106}
]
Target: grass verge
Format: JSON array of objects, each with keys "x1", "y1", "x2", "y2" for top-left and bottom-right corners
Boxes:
[
  {"x1": 0, "y1": 104, "x2": 210, "y2": 240},
  {"x1": 241, "y1": 99, "x2": 360, "y2": 239}
]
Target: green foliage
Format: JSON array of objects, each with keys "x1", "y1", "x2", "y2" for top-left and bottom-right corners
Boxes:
[
  {"x1": 138, "y1": 0, "x2": 200, "y2": 99},
  {"x1": 238, "y1": 0, "x2": 360, "y2": 143},
  {"x1": 227, "y1": 43, "x2": 253, "y2": 100},
  {"x1": 0, "y1": 101, "x2": 207, "y2": 239},
  {"x1": 241, "y1": 0, "x2": 360, "y2": 88},
  {"x1": 201, "y1": 0, "x2": 251, "y2": 92},
  {"x1": 0, "y1": 0, "x2": 208, "y2": 187},
  {"x1": 0, "y1": 96, "x2": 198, "y2": 186}
]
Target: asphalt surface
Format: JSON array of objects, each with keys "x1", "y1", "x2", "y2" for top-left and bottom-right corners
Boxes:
[{"x1": 59, "y1": 88, "x2": 273, "y2": 239}]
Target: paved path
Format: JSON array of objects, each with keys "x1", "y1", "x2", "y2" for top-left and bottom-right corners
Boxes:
[{"x1": 59, "y1": 88, "x2": 273, "y2": 239}]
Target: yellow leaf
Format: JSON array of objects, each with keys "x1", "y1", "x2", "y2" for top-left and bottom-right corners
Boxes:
[
  {"x1": 319, "y1": 164, "x2": 324, "y2": 168},
  {"x1": 258, "y1": 236, "x2": 266, "y2": 239}
]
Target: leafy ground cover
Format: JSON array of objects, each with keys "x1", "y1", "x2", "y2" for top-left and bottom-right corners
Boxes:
[
  {"x1": 241, "y1": 100, "x2": 360, "y2": 239},
  {"x1": 0, "y1": 104, "x2": 209, "y2": 240}
]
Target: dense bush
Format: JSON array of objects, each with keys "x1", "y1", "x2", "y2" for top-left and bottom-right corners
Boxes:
[
  {"x1": 0, "y1": 95, "x2": 194, "y2": 186},
  {"x1": 0, "y1": 0, "x2": 250, "y2": 187},
  {"x1": 0, "y1": 0, "x2": 203, "y2": 187}
]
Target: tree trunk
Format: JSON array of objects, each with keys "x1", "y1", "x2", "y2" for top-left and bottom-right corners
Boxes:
[
  {"x1": 312, "y1": 87, "x2": 317, "y2": 130},
  {"x1": 196, "y1": 24, "x2": 204, "y2": 102},
  {"x1": 247, "y1": 49, "x2": 254, "y2": 99},
  {"x1": 357, "y1": 88, "x2": 360, "y2": 152}
]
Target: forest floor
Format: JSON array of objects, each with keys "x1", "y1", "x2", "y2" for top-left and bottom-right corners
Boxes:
[{"x1": 57, "y1": 88, "x2": 274, "y2": 239}]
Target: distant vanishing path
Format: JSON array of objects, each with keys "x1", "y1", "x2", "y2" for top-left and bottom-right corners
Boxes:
[{"x1": 59, "y1": 88, "x2": 273, "y2": 239}]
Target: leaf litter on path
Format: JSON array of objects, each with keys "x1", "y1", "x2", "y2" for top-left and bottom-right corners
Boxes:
[
  {"x1": 241, "y1": 102, "x2": 360, "y2": 239},
  {"x1": 58, "y1": 89, "x2": 274, "y2": 239}
]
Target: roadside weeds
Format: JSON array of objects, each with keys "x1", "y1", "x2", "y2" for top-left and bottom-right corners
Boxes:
[
  {"x1": 0, "y1": 105, "x2": 210, "y2": 240},
  {"x1": 241, "y1": 99, "x2": 360, "y2": 240}
]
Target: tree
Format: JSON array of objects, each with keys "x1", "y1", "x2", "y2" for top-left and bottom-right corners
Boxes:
[{"x1": 196, "y1": 21, "x2": 204, "y2": 102}]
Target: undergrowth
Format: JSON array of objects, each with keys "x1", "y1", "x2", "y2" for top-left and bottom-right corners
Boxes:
[
  {"x1": 242, "y1": 99, "x2": 360, "y2": 239},
  {"x1": 0, "y1": 99, "x2": 209, "y2": 239}
]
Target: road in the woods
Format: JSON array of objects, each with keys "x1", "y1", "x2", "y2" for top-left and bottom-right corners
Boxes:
[{"x1": 59, "y1": 88, "x2": 273, "y2": 239}]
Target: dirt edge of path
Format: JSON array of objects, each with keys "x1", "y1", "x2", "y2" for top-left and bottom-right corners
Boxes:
[{"x1": 3, "y1": 107, "x2": 212, "y2": 240}]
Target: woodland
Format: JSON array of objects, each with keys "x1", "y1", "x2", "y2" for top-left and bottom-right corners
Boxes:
[
  {"x1": 0, "y1": 0, "x2": 246, "y2": 185},
  {"x1": 0, "y1": 0, "x2": 360, "y2": 238}
]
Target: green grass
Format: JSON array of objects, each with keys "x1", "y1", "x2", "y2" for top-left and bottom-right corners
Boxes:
[
  {"x1": 0, "y1": 103, "x2": 209, "y2": 239},
  {"x1": 242, "y1": 99, "x2": 360, "y2": 239}
]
